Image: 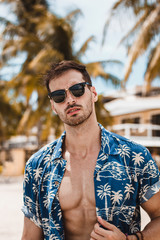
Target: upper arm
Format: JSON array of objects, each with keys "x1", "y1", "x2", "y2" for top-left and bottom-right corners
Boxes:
[
  {"x1": 21, "y1": 217, "x2": 44, "y2": 240},
  {"x1": 22, "y1": 160, "x2": 42, "y2": 228},
  {"x1": 141, "y1": 190, "x2": 160, "y2": 220}
]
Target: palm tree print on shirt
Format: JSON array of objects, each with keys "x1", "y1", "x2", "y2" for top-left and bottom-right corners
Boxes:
[
  {"x1": 116, "y1": 144, "x2": 131, "y2": 181},
  {"x1": 97, "y1": 183, "x2": 111, "y2": 216},
  {"x1": 110, "y1": 190, "x2": 123, "y2": 220}
]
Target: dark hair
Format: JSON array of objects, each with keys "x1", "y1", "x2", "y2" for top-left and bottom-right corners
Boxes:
[{"x1": 43, "y1": 60, "x2": 92, "y2": 92}]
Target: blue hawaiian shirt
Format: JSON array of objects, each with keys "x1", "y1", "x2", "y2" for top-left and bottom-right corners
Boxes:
[{"x1": 22, "y1": 124, "x2": 160, "y2": 240}]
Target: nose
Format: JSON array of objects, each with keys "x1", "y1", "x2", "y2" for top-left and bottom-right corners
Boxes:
[{"x1": 66, "y1": 89, "x2": 76, "y2": 104}]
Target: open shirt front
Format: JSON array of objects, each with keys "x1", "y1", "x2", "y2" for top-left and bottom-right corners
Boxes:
[{"x1": 22, "y1": 124, "x2": 160, "y2": 240}]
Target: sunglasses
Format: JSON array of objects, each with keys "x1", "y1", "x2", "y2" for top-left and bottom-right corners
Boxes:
[{"x1": 48, "y1": 82, "x2": 92, "y2": 103}]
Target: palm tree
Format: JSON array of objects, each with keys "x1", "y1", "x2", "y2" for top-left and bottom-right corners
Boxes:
[
  {"x1": 103, "y1": 0, "x2": 160, "y2": 95},
  {"x1": 0, "y1": 80, "x2": 23, "y2": 144},
  {"x1": 0, "y1": 0, "x2": 121, "y2": 144}
]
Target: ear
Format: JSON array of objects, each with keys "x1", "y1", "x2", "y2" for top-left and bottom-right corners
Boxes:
[
  {"x1": 91, "y1": 86, "x2": 98, "y2": 102},
  {"x1": 50, "y1": 99, "x2": 57, "y2": 114}
]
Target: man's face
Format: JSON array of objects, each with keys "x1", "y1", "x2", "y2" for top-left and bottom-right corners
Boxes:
[{"x1": 49, "y1": 70, "x2": 97, "y2": 127}]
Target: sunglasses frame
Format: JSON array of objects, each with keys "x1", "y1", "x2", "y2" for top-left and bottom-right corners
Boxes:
[{"x1": 48, "y1": 82, "x2": 92, "y2": 103}]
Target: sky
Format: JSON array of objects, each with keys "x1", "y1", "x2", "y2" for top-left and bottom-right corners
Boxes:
[
  {"x1": 51, "y1": 0, "x2": 148, "y2": 94},
  {"x1": 0, "y1": 0, "x2": 151, "y2": 94}
]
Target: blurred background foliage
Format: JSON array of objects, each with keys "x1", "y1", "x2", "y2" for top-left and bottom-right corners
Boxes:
[
  {"x1": 0, "y1": 0, "x2": 120, "y2": 145},
  {"x1": 0, "y1": 0, "x2": 159, "y2": 146},
  {"x1": 103, "y1": 0, "x2": 160, "y2": 94}
]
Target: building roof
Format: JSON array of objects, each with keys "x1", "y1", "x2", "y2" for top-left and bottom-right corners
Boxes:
[{"x1": 104, "y1": 90, "x2": 160, "y2": 116}]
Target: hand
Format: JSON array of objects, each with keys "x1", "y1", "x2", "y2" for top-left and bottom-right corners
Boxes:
[{"x1": 90, "y1": 216, "x2": 126, "y2": 240}]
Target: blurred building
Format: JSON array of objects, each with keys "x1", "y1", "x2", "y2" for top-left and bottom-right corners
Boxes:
[
  {"x1": 0, "y1": 135, "x2": 38, "y2": 176},
  {"x1": 104, "y1": 86, "x2": 160, "y2": 169},
  {"x1": 0, "y1": 126, "x2": 57, "y2": 176}
]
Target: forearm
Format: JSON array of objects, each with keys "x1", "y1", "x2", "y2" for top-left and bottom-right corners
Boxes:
[
  {"x1": 21, "y1": 217, "x2": 44, "y2": 240},
  {"x1": 127, "y1": 216, "x2": 160, "y2": 240},
  {"x1": 142, "y1": 216, "x2": 160, "y2": 240}
]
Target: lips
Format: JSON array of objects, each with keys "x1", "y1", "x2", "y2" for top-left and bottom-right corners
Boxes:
[{"x1": 66, "y1": 107, "x2": 81, "y2": 115}]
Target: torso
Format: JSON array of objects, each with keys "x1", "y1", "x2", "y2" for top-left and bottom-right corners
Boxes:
[{"x1": 58, "y1": 150, "x2": 98, "y2": 240}]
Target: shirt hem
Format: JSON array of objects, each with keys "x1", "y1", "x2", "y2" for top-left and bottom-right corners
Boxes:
[
  {"x1": 140, "y1": 180, "x2": 160, "y2": 204},
  {"x1": 22, "y1": 206, "x2": 42, "y2": 228}
]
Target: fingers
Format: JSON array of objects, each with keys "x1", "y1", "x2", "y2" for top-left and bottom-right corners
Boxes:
[
  {"x1": 90, "y1": 234, "x2": 104, "y2": 240},
  {"x1": 91, "y1": 217, "x2": 126, "y2": 240},
  {"x1": 97, "y1": 216, "x2": 115, "y2": 231},
  {"x1": 90, "y1": 230, "x2": 104, "y2": 240},
  {"x1": 90, "y1": 222, "x2": 109, "y2": 240},
  {"x1": 90, "y1": 217, "x2": 126, "y2": 240}
]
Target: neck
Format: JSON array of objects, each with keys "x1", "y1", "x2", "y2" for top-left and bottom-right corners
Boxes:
[{"x1": 64, "y1": 119, "x2": 101, "y2": 155}]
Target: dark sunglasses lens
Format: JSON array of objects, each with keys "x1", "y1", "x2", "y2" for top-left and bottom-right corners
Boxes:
[
  {"x1": 50, "y1": 90, "x2": 65, "y2": 103},
  {"x1": 70, "y1": 83, "x2": 85, "y2": 97}
]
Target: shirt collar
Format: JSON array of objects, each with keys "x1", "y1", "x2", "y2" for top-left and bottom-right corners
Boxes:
[
  {"x1": 99, "y1": 123, "x2": 119, "y2": 156},
  {"x1": 52, "y1": 123, "x2": 118, "y2": 161},
  {"x1": 51, "y1": 131, "x2": 66, "y2": 161}
]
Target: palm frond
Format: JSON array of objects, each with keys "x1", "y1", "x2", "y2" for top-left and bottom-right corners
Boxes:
[
  {"x1": 86, "y1": 60, "x2": 122, "y2": 70},
  {"x1": 111, "y1": 0, "x2": 155, "y2": 14},
  {"x1": 102, "y1": 0, "x2": 133, "y2": 46},
  {"x1": 65, "y1": 8, "x2": 82, "y2": 23},
  {"x1": 0, "y1": 16, "x2": 12, "y2": 26},
  {"x1": 102, "y1": 0, "x2": 157, "y2": 45},
  {"x1": 17, "y1": 107, "x2": 32, "y2": 133},
  {"x1": 86, "y1": 62, "x2": 121, "y2": 86},
  {"x1": 76, "y1": 36, "x2": 95, "y2": 58},
  {"x1": 99, "y1": 72, "x2": 121, "y2": 86},
  {"x1": 118, "y1": 8, "x2": 149, "y2": 46},
  {"x1": 143, "y1": 43, "x2": 160, "y2": 93},
  {"x1": 3, "y1": 23, "x2": 26, "y2": 37},
  {"x1": 123, "y1": 3, "x2": 160, "y2": 86},
  {"x1": 1, "y1": 44, "x2": 18, "y2": 62},
  {"x1": 28, "y1": 48, "x2": 64, "y2": 72}
]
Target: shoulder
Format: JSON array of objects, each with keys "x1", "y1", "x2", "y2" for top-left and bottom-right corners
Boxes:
[
  {"x1": 111, "y1": 131, "x2": 147, "y2": 152},
  {"x1": 101, "y1": 125, "x2": 152, "y2": 160},
  {"x1": 25, "y1": 137, "x2": 62, "y2": 171}
]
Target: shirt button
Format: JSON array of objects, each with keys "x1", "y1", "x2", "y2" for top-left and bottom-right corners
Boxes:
[{"x1": 55, "y1": 181, "x2": 59, "y2": 186}]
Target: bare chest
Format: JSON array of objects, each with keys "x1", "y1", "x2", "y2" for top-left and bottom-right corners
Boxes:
[
  {"x1": 58, "y1": 148, "x2": 100, "y2": 239},
  {"x1": 58, "y1": 153, "x2": 97, "y2": 211}
]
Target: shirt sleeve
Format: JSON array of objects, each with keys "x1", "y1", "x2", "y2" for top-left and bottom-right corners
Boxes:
[
  {"x1": 139, "y1": 148, "x2": 160, "y2": 204},
  {"x1": 22, "y1": 158, "x2": 42, "y2": 228}
]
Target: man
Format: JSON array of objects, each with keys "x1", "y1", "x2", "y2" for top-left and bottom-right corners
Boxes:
[{"x1": 21, "y1": 60, "x2": 160, "y2": 240}]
